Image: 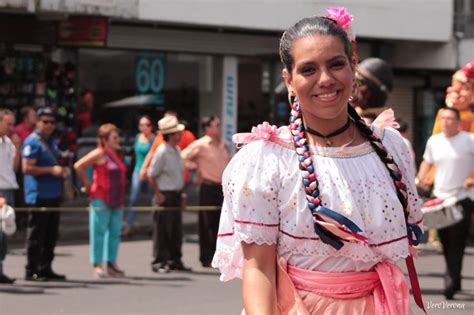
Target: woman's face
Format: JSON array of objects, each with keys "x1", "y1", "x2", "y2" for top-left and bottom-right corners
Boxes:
[
  {"x1": 105, "y1": 130, "x2": 120, "y2": 150},
  {"x1": 138, "y1": 117, "x2": 153, "y2": 135},
  {"x1": 445, "y1": 80, "x2": 473, "y2": 111},
  {"x1": 283, "y1": 34, "x2": 355, "y2": 123}
]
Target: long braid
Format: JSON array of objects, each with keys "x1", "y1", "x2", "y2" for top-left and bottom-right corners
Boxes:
[
  {"x1": 347, "y1": 105, "x2": 422, "y2": 245},
  {"x1": 289, "y1": 98, "x2": 366, "y2": 250},
  {"x1": 289, "y1": 98, "x2": 322, "y2": 210}
]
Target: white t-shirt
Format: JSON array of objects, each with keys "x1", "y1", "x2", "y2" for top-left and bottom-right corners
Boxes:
[
  {"x1": 423, "y1": 131, "x2": 474, "y2": 200},
  {"x1": 0, "y1": 136, "x2": 19, "y2": 190},
  {"x1": 212, "y1": 127, "x2": 423, "y2": 281}
]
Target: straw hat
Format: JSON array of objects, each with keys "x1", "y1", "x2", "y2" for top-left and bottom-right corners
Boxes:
[{"x1": 157, "y1": 116, "x2": 185, "y2": 135}]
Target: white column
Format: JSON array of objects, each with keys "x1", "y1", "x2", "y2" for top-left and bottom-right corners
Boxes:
[{"x1": 221, "y1": 56, "x2": 238, "y2": 154}]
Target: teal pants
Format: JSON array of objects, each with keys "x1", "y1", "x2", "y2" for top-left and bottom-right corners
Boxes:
[{"x1": 89, "y1": 199, "x2": 123, "y2": 265}]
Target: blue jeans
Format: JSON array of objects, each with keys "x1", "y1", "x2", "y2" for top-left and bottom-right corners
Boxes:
[
  {"x1": 127, "y1": 171, "x2": 151, "y2": 226},
  {"x1": 0, "y1": 190, "x2": 15, "y2": 272},
  {"x1": 89, "y1": 199, "x2": 123, "y2": 265}
]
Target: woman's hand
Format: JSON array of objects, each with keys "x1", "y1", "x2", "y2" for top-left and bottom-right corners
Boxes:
[
  {"x1": 80, "y1": 183, "x2": 91, "y2": 195},
  {"x1": 139, "y1": 168, "x2": 148, "y2": 181}
]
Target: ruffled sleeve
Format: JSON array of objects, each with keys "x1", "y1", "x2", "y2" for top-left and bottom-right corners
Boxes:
[
  {"x1": 212, "y1": 140, "x2": 281, "y2": 281},
  {"x1": 374, "y1": 126, "x2": 424, "y2": 230}
]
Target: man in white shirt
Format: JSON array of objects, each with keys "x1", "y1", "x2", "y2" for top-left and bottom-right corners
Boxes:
[
  {"x1": 417, "y1": 107, "x2": 474, "y2": 299},
  {"x1": 0, "y1": 109, "x2": 19, "y2": 284},
  {"x1": 148, "y1": 116, "x2": 191, "y2": 273}
]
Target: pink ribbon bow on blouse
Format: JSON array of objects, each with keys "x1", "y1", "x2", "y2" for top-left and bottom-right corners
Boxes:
[
  {"x1": 371, "y1": 108, "x2": 400, "y2": 129},
  {"x1": 232, "y1": 121, "x2": 292, "y2": 146}
]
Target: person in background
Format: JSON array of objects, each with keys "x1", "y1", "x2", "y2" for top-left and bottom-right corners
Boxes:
[
  {"x1": 148, "y1": 116, "x2": 190, "y2": 273},
  {"x1": 74, "y1": 124, "x2": 127, "y2": 279},
  {"x1": 0, "y1": 108, "x2": 19, "y2": 284},
  {"x1": 396, "y1": 117, "x2": 416, "y2": 167},
  {"x1": 13, "y1": 106, "x2": 36, "y2": 232},
  {"x1": 212, "y1": 8, "x2": 424, "y2": 314},
  {"x1": 77, "y1": 89, "x2": 95, "y2": 135},
  {"x1": 139, "y1": 110, "x2": 196, "y2": 182},
  {"x1": 416, "y1": 107, "x2": 474, "y2": 300},
  {"x1": 14, "y1": 106, "x2": 37, "y2": 143},
  {"x1": 432, "y1": 62, "x2": 474, "y2": 134},
  {"x1": 181, "y1": 115, "x2": 231, "y2": 267},
  {"x1": 353, "y1": 57, "x2": 394, "y2": 115},
  {"x1": 124, "y1": 115, "x2": 155, "y2": 236},
  {"x1": 22, "y1": 107, "x2": 68, "y2": 281}
]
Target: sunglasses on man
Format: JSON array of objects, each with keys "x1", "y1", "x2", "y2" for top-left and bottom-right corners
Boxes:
[{"x1": 41, "y1": 120, "x2": 56, "y2": 125}]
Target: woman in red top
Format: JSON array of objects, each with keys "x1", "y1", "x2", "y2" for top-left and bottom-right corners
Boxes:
[{"x1": 74, "y1": 124, "x2": 127, "y2": 279}]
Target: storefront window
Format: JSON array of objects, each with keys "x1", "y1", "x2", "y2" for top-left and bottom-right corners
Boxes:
[{"x1": 78, "y1": 49, "x2": 200, "y2": 136}]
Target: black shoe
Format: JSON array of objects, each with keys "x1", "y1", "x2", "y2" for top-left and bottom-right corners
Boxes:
[
  {"x1": 39, "y1": 270, "x2": 66, "y2": 281},
  {"x1": 25, "y1": 272, "x2": 47, "y2": 282},
  {"x1": 443, "y1": 284, "x2": 461, "y2": 300},
  {"x1": 0, "y1": 273, "x2": 15, "y2": 284},
  {"x1": 169, "y1": 261, "x2": 192, "y2": 272},
  {"x1": 444, "y1": 277, "x2": 461, "y2": 300},
  {"x1": 151, "y1": 262, "x2": 170, "y2": 274},
  {"x1": 201, "y1": 261, "x2": 212, "y2": 268}
]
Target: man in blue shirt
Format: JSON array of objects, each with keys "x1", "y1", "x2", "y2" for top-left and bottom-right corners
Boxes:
[{"x1": 22, "y1": 107, "x2": 68, "y2": 281}]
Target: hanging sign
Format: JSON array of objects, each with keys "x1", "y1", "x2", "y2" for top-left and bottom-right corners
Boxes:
[
  {"x1": 221, "y1": 56, "x2": 238, "y2": 154},
  {"x1": 58, "y1": 16, "x2": 108, "y2": 47}
]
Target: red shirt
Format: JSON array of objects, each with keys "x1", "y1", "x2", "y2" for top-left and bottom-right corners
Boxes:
[
  {"x1": 14, "y1": 122, "x2": 34, "y2": 142},
  {"x1": 90, "y1": 149, "x2": 126, "y2": 208}
]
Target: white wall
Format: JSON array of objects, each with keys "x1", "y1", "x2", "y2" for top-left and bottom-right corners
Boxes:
[
  {"x1": 385, "y1": 40, "x2": 457, "y2": 70},
  {"x1": 138, "y1": 0, "x2": 452, "y2": 42},
  {"x1": 459, "y1": 39, "x2": 474, "y2": 65}
]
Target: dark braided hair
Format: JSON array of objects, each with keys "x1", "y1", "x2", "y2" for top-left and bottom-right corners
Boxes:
[{"x1": 282, "y1": 16, "x2": 417, "y2": 248}]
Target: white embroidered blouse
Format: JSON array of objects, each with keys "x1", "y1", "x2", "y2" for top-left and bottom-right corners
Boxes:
[{"x1": 212, "y1": 126, "x2": 423, "y2": 281}]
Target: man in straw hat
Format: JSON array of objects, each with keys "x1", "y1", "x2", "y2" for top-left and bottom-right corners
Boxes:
[{"x1": 148, "y1": 116, "x2": 191, "y2": 273}]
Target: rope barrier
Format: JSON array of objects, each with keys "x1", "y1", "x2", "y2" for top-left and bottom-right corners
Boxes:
[{"x1": 13, "y1": 205, "x2": 221, "y2": 212}]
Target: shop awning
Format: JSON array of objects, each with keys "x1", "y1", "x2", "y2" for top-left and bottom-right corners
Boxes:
[{"x1": 103, "y1": 94, "x2": 164, "y2": 108}]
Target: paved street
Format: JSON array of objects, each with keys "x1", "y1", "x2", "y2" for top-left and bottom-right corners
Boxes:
[{"x1": 1, "y1": 236, "x2": 473, "y2": 314}]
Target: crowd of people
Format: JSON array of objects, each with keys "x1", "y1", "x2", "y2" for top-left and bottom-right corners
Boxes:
[{"x1": 0, "y1": 107, "x2": 231, "y2": 283}]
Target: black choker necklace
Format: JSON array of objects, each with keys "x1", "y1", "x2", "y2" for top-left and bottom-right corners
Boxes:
[{"x1": 306, "y1": 118, "x2": 351, "y2": 146}]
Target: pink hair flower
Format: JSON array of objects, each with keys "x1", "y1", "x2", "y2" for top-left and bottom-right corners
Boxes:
[{"x1": 324, "y1": 7, "x2": 353, "y2": 29}]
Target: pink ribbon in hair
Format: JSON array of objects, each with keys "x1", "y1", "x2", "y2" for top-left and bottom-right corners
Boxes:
[
  {"x1": 324, "y1": 7, "x2": 353, "y2": 30},
  {"x1": 232, "y1": 121, "x2": 292, "y2": 146},
  {"x1": 371, "y1": 108, "x2": 400, "y2": 129}
]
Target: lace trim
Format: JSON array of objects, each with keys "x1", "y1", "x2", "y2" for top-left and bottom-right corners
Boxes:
[
  {"x1": 213, "y1": 232, "x2": 411, "y2": 281},
  {"x1": 279, "y1": 232, "x2": 411, "y2": 263},
  {"x1": 218, "y1": 219, "x2": 422, "y2": 249},
  {"x1": 212, "y1": 226, "x2": 278, "y2": 281}
]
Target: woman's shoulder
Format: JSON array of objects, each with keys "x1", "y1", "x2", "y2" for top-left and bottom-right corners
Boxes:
[{"x1": 223, "y1": 139, "x2": 292, "y2": 181}]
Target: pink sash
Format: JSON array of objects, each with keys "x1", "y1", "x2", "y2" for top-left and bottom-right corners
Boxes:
[{"x1": 276, "y1": 258, "x2": 411, "y2": 315}]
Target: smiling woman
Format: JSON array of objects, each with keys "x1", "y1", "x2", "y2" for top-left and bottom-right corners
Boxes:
[{"x1": 212, "y1": 7, "x2": 425, "y2": 315}]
